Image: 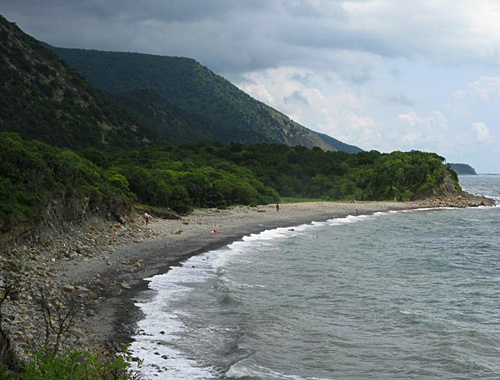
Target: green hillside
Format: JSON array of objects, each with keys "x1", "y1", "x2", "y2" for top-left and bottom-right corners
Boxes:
[
  {"x1": 48, "y1": 46, "x2": 361, "y2": 152},
  {"x1": 0, "y1": 16, "x2": 157, "y2": 149}
]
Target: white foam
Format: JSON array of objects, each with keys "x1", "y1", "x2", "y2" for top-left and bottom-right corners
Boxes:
[{"x1": 227, "y1": 361, "x2": 331, "y2": 380}]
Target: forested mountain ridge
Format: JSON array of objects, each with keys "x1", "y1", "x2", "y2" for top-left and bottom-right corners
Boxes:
[
  {"x1": 0, "y1": 16, "x2": 158, "y2": 149},
  {"x1": 48, "y1": 46, "x2": 362, "y2": 152}
]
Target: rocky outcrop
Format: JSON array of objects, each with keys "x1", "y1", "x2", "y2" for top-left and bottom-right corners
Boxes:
[
  {"x1": 1, "y1": 193, "x2": 131, "y2": 249},
  {"x1": 413, "y1": 173, "x2": 496, "y2": 208},
  {"x1": 426, "y1": 193, "x2": 496, "y2": 208}
]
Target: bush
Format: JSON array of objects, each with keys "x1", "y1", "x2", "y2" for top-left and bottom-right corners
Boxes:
[{"x1": 0, "y1": 350, "x2": 138, "y2": 380}]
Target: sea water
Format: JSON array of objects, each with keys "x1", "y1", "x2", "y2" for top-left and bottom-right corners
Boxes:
[{"x1": 129, "y1": 175, "x2": 500, "y2": 379}]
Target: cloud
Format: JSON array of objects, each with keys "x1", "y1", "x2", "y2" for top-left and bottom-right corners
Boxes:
[
  {"x1": 284, "y1": 91, "x2": 309, "y2": 105},
  {"x1": 397, "y1": 111, "x2": 449, "y2": 146},
  {"x1": 471, "y1": 122, "x2": 492, "y2": 141},
  {"x1": 236, "y1": 66, "x2": 374, "y2": 146},
  {"x1": 467, "y1": 76, "x2": 500, "y2": 101},
  {"x1": 383, "y1": 94, "x2": 414, "y2": 107},
  {"x1": 4, "y1": 0, "x2": 500, "y2": 75},
  {"x1": 237, "y1": 80, "x2": 274, "y2": 104},
  {"x1": 398, "y1": 112, "x2": 419, "y2": 126}
]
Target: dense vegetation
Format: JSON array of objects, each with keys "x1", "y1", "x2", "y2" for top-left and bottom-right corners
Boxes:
[
  {"x1": 48, "y1": 46, "x2": 362, "y2": 153},
  {"x1": 0, "y1": 132, "x2": 134, "y2": 232},
  {"x1": 99, "y1": 141, "x2": 454, "y2": 209},
  {"x1": 0, "y1": 132, "x2": 458, "y2": 233},
  {"x1": 0, "y1": 16, "x2": 157, "y2": 150},
  {"x1": 0, "y1": 350, "x2": 135, "y2": 380}
]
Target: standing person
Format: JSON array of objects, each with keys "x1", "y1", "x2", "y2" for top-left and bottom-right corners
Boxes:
[
  {"x1": 144, "y1": 212, "x2": 150, "y2": 225},
  {"x1": 276, "y1": 203, "x2": 280, "y2": 212}
]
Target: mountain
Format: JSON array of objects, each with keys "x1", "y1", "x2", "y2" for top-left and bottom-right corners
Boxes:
[
  {"x1": 315, "y1": 132, "x2": 363, "y2": 154},
  {"x1": 0, "y1": 16, "x2": 157, "y2": 149},
  {"x1": 448, "y1": 163, "x2": 477, "y2": 175},
  {"x1": 48, "y1": 46, "x2": 362, "y2": 152}
]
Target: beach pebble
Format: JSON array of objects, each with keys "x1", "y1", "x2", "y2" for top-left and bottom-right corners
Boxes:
[{"x1": 61, "y1": 284, "x2": 75, "y2": 292}]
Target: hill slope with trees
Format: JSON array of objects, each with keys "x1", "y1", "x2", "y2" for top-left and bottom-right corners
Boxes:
[
  {"x1": 48, "y1": 46, "x2": 362, "y2": 152},
  {"x1": 0, "y1": 16, "x2": 158, "y2": 150}
]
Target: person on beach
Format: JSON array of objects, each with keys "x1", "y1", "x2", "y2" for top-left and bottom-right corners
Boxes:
[
  {"x1": 144, "y1": 212, "x2": 150, "y2": 225},
  {"x1": 276, "y1": 203, "x2": 280, "y2": 212}
]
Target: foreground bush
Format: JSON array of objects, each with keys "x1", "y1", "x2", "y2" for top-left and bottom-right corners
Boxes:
[{"x1": 0, "y1": 350, "x2": 138, "y2": 380}]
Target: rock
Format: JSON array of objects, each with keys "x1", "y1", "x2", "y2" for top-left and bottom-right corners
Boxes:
[
  {"x1": 70, "y1": 328, "x2": 85, "y2": 338},
  {"x1": 9, "y1": 290, "x2": 20, "y2": 301},
  {"x1": 61, "y1": 285, "x2": 75, "y2": 292},
  {"x1": 119, "y1": 282, "x2": 131, "y2": 289},
  {"x1": 2, "y1": 259, "x2": 22, "y2": 273}
]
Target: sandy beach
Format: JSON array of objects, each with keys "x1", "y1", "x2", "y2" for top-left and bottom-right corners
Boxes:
[{"x1": 45, "y1": 200, "x2": 428, "y2": 354}]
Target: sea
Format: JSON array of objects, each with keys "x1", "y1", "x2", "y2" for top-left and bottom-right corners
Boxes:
[{"x1": 129, "y1": 175, "x2": 500, "y2": 379}]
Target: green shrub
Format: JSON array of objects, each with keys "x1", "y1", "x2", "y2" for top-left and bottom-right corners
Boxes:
[{"x1": 0, "y1": 350, "x2": 138, "y2": 380}]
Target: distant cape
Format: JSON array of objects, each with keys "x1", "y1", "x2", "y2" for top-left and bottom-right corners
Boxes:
[{"x1": 448, "y1": 163, "x2": 477, "y2": 175}]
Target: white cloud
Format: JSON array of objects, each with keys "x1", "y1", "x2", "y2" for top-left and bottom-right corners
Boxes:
[
  {"x1": 236, "y1": 66, "x2": 379, "y2": 147},
  {"x1": 396, "y1": 110, "x2": 450, "y2": 147},
  {"x1": 471, "y1": 122, "x2": 492, "y2": 141},
  {"x1": 453, "y1": 76, "x2": 500, "y2": 107},
  {"x1": 238, "y1": 80, "x2": 274, "y2": 104},
  {"x1": 468, "y1": 76, "x2": 500, "y2": 101},
  {"x1": 398, "y1": 111, "x2": 419, "y2": 126}
]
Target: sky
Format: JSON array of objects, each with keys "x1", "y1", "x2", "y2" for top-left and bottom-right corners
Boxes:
[{"x1": 2, "y1": 0, "x2": 499, "y2": 172}]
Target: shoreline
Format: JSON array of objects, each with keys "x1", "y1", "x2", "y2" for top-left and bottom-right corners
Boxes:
[
  {"x1": 56, "y1": 201, "x2": 427, "y2": 353},
  {"x1": 2, "y1": 197, "x2": 494, "y2": 365}
]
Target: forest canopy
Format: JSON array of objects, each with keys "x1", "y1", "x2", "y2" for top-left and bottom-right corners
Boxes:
[{"x1": 0, "y1": 132, "x2": 458, "y2": 232}]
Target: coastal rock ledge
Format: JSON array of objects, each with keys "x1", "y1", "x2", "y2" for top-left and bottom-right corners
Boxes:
[{"x1": 426, "y1": 193, "x2": 496, "y2": 208}]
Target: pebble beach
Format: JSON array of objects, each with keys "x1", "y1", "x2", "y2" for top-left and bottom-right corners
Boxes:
[{"x1": 0, "y1": 198, "x2": 489, "y2": 363}]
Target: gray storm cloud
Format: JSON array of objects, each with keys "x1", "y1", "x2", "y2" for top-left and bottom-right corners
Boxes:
[{"x1": 3, "y1": 0, "x2": 499, "y2": 76}]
